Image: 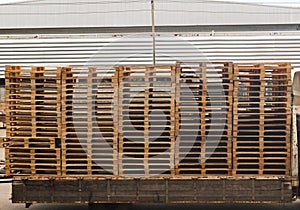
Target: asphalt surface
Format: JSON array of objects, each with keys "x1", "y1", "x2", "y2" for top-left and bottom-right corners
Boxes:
[{"x1": 0, "y1": 183, "x2": 300, "y2": 210}]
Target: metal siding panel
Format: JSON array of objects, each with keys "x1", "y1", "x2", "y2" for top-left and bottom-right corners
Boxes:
[
  {"x1": 1, "y1": 1, "x2": 300, "y2": 28},
  {"x1": 1, "y1": 34, "x2": 300, "y2": 78},
  {"x1": 155, "y1": 1, "x2": 300, "y2": 26},
  {"x1": 0, "y1": 1, "x2": 151, "y2": 28}
]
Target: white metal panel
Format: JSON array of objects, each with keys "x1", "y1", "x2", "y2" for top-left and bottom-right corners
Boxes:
[
  {"x1": 1, "y1": 0, "x2": 300, "y2": 28},
  {"x1": 0, "y1": 0, "x2": 151, "y2": 29},
  {"x1": 156, "y1": 0, "x2": 300, "y2": 25},
  {"x1": 1, "y1": 33, "x2": 300, "y2": 78}
]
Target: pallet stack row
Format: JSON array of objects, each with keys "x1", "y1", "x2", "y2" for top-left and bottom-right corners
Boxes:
[
  {"x1": 175, "y1": 62, "x2": 233, "y2": 176},
  {"x1": 117, "y1": 66, "x2": 176, "y2": 176},
  {"x1": 233, "y1": 63, "x2": 292, "y2": 176},
  {"x1": 5, "y1": 66, "x2": 61, "y2": 176},
  {"x1": 61, "y1": 67, "x2": 118, "y2": 176},
  {"x1": 4, "y1": 62, "x2": 292, "y2": 178}
]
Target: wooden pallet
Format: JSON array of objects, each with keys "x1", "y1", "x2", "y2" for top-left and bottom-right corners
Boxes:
[
  {"x1": 5, "y1": 148, "x2": 61, "y2": 176},
  {"x1": 4, "y1": 137, "x2": 57, "y2": 149}
]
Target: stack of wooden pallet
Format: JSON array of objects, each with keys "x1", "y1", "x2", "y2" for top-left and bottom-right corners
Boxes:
[
  {"x1": 233, "y1": 63, "x2": 292, "y2": 176},
  {"x1": 4, "y1": 62, "x2": 292, "y2": 178},
  {"x1": 5, "y1": 66, "x2": 61, "y2": 176},
  {"x1": 175, "y1": 62, "x2": 233, "y2": 176},
  {"x1": 117, "y1": 66, "x2": 176, "y2": 177},
  {"x1": 61, "y1": 66, "x2": 118, "y2": 176}
]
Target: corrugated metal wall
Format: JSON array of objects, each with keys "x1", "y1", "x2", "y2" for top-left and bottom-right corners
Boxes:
[
  {"x1": 1, "y1": 33, "x2": 300, "y2": 78},
  {"x1": 1, "y1": 0, "x2": 300, "y2": 28}
]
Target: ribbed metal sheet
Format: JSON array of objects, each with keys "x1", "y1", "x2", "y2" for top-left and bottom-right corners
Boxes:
[
  {"x1": 1, "y1": 33, "x2": 300, "y2": 78},
  {"x1": 1, "y1": 0, "x2": 300, "y2": 28}
]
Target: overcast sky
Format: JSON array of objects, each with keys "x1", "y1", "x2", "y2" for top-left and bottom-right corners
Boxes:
[{"x1": 0, "y1": 0, "x2": 300, "y2": 7}]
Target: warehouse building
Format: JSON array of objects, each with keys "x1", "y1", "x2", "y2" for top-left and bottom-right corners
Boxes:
[{"x1": 1, "y1": 1, "x2": 300, "y2": 203}]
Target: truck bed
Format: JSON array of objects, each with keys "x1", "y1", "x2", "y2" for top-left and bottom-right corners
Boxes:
[{"x1": 12, "y1": 177, "x2": 292, "y2": 204}]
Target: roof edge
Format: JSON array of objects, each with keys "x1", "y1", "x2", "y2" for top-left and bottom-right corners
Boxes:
[{"x1": 1, "y1": 24, "x2": 300, "y2": 35}]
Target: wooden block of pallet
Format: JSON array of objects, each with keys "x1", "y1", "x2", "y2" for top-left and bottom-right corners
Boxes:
[{"x1": 0, "y1": 137, "x2": 7, "y2": 148}]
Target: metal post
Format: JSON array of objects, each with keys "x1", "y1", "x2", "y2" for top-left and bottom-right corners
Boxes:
[{"x1": 151, "y1": 0, "x2": 156, "y2": 65}]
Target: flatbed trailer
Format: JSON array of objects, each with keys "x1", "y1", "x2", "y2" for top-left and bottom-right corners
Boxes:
[
  {"x1": 3, "y1": 63, "x2": 298, "y2": 207},
  {"x1": 12, "y1": 177, "x2": 293, "y2": 205}
]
